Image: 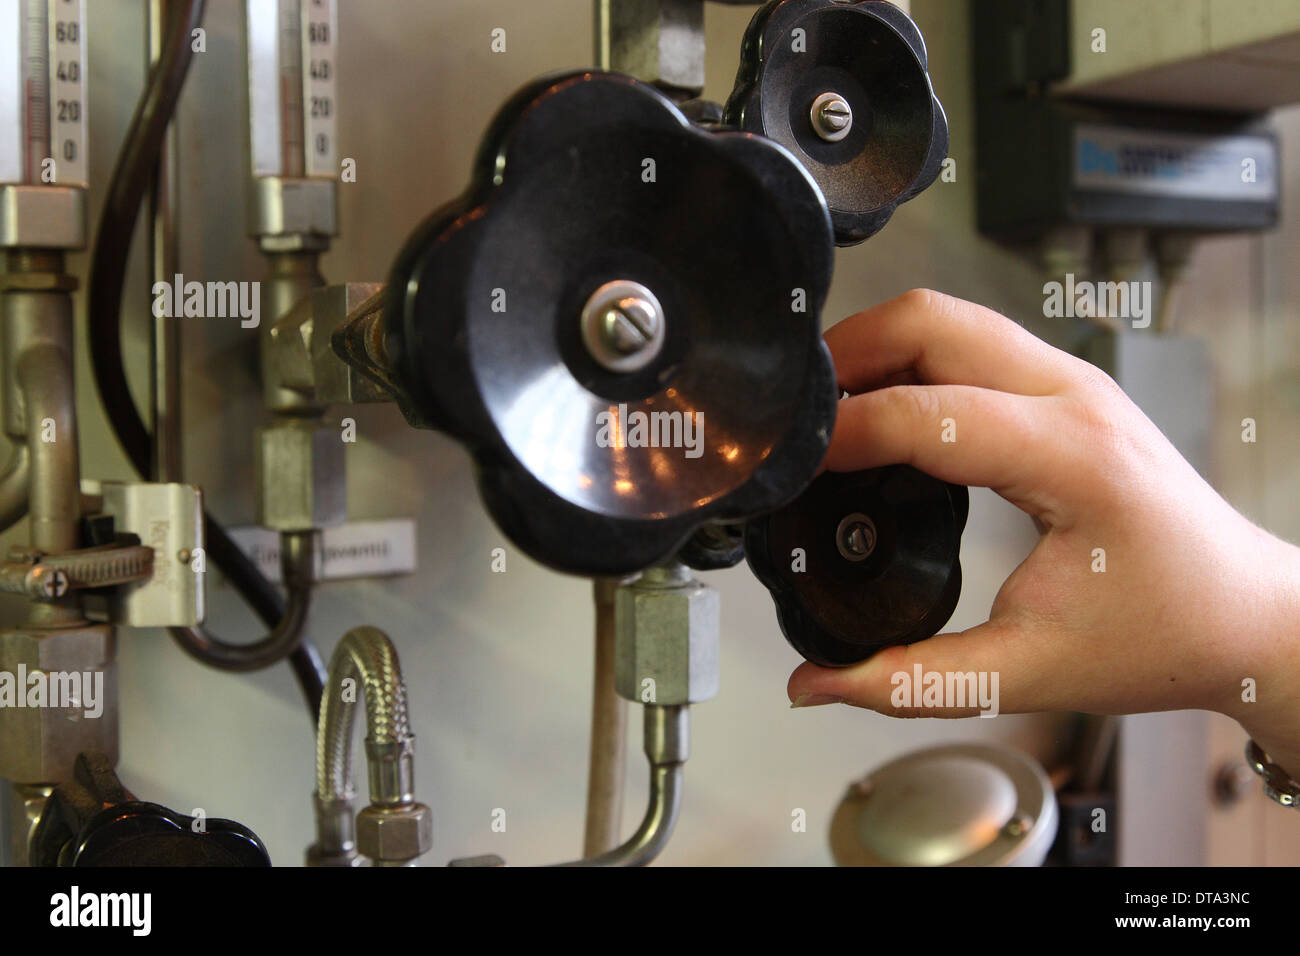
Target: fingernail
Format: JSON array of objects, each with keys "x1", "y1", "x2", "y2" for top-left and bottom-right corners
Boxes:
[{"x1": 791, "y1": 693, "x2": 845, "y2": 709}]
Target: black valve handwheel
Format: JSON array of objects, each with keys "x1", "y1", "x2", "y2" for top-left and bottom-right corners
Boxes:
[
  {"x1": 745, "y1": 465, "x2": 968, "y2": 667},
  {"x1": 385, "y1": 71, "x2": 838, "y2": 576},
  {"x1": 61, "y1": 802, "x2": 271, "y2": 867},
  {"x1": 31, "y1": 752, "x2": 271, "y2": 867},
  {"x1": 725, "y1": 0, "x2": 949, "y2": 246}
]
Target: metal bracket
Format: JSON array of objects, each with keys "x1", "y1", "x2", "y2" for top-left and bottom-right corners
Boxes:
[{"x1": 82, "y1": 481, "x2": 205, "y2": 628}]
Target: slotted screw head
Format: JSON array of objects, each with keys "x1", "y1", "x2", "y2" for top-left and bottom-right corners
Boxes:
[
  {"x1": 581, "y1": 280, "x2": 666, "y2": 373},
  {"x1": 810, "y1": 91, "x2": 853, "y2": 143}
]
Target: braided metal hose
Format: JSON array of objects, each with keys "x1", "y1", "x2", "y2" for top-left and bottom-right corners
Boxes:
[
  {"x1": 316, "y1": 625, "x2": 412, "y2": 803},
  {"x1": 309, "y1": 626, "x2": 429, "y2": 866}
]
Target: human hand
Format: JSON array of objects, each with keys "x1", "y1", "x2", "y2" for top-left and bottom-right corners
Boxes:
[{"x1": 788, "y1": 290, "x2": 1300, "y2": 781}]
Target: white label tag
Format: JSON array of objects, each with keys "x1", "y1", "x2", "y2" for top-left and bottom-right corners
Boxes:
[
  {"x1": 226, "y1": 519, "x2": 417, "y2": 583},
  {"x1": 1073, "y1": 124, "x2": 1277, "y2": 202}
]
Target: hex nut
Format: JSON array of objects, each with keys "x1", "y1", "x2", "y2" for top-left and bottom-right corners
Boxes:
[
  {"x1": 255, "y1": 419, "x2": 346, "y2": 531},
  {"x1": 0, "y1": 624, "x2": 117, "y2": 783},
  {"x1": 311, "y1": 283, "x2": 389, "y2": 404},
  {"x1": 355, "y1": 802, "x2": 433, "y2": 863},
  {"x1": 249, "y1": 176, "x2": 338, "y2": 240},
  {"x1": 614, "y1": 574, "x2": 720, "y2": 705},
  {"x1": 0, "y1": 185, "x2": 87, "y2": 250}
]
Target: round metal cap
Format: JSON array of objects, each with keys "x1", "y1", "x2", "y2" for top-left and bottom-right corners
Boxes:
[{"x1": 829, "y1": 743, "x2": 1058, "y2": 866}]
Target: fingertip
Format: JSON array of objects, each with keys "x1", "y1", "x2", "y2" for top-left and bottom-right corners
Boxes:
[
  {"x1": 787, "y1": 647, "x2": 904, "y2": 710},
  {"x1": 786, "y1": 660, "x2": 831, "y2": 702}
]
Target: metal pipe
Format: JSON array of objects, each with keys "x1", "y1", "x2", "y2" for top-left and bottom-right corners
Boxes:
[
  {"x1": 18, "y1": 344, "x2": 80, "y2": 556},
  {"x1": 0, "y1": 442, "x2": 30, "y2": 531},
  {"x1": 6, "y1": 252, "x2": 84, "y2": 625},
  {"x1": 583, "y1": 577, "x2": 627, "y2": 855},
  {"x1": 148, "y1": 0, "x2": 182, "y2": 482},
  {"x1": 3, "y1": 250, "x2": 79, "y2": 558},
  {"x1": 558, "y1": 703, "x2": 687, "y2": 867},
  {"x1": 168, "y1": 529, "x2": 316, "y2": 671}
]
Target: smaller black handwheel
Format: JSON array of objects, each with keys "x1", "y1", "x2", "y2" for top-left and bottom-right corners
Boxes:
[
  {"x1": 745, "y1": 465, "x2": 968, "y2": 666},
  {"x1": 725, "y1": 0, "x2": 949, "y2": 245}
]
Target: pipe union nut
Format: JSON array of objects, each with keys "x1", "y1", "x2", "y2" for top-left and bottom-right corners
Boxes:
[
  {"x1": 255, "y1": 419, "x2": 346, "y2": 531},
  {"x1": 614, "y1": 577, "x2": 720, "y2": 706},
  {"x1": 355, "y1": 802, "x2": 433, "y2": 863}
]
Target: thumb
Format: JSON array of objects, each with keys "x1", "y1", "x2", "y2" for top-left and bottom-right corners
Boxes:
[{"x1": 787, "y1": 621, "x2": 1050, "y2": 718}]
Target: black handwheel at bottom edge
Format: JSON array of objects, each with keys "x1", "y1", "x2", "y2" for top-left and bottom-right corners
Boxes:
[
  {"x1": 744, "y1": 465, "x2": 968, "y2": 667},
  {"x1": 63, "y1": 803, "x2": 271, "y2": 867}
]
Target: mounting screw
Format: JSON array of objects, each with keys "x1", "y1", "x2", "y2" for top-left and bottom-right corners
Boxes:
[
  {"x1": 1003, "y1": 812, "x2": 1034, "y2": 838},
  {"x1": 835, "y1": 513, "x2": 876, "y2": 562},
  {"x1": 581, "y1": 280, "x2": 666, "y2": 373},
  {"x1": 810, "y1": 92, "x2": 853, "y2": 143},
  {"x1": 28, "y1": 565, "x2": 69, "y2": 600},
  {"x1": 603, "y1": 298, "x2": 660, "y2": 354}
]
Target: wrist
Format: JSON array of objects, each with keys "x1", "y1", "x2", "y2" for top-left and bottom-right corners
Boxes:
[{"x1": 1223, "y1": 527, "x2": 1300, "y2": 781}]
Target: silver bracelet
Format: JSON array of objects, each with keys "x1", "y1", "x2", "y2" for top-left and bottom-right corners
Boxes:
[{"x1": 1246, "y1": 740, "x2": 1300, "y2": 808}]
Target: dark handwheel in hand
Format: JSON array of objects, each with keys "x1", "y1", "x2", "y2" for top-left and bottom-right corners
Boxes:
[{"x1": 746, "y1": 465, "x2": 968, "y2": 666}]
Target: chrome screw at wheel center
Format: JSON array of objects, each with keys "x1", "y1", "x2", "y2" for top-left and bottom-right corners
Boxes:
[
  {"x1": 603, "y1": 297, "x2": 659, "y2": 353},
  {"x1": 836, "y1": 512, "x2": 876, "y2": 561},
  {"x1": 811, "y1": 91, "x2": 853, "y2": 142},
  {"x1": 581, "y1": 280, "x2": 666, "y2": 373}
]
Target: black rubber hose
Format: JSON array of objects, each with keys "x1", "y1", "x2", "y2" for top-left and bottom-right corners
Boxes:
[
  {"x1": 88, "y1": 0, "x2": 198, "y2": 474},
  {"x1": 85, "y1": 0, "x2": 326, "y2": 716}
]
